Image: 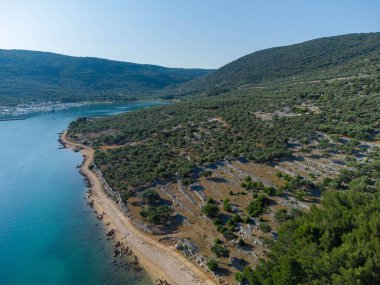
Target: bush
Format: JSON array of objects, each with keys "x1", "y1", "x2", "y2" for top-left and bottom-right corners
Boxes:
[
  {"x1": 211, "y1": 243, "x2": 230, "y2": 258},
  {"x1": 243, "y1": 216, "x2": 251, "y2": 224},
  {"x1": 274, "y1": 208, "x2": 290, "y2": 222},
  {"x1": 214, "y1": 238, "x2": 223, "y2": 244},
  {"x1": 223, "y1": 229, "x2": 236, "y2": 240},
  {"x1": 235, "y1": 272, "x2": 245, "y2": 283},
  {"x1": 207, "y1": 197, "x2": 215, "y2": 204},
  {"x1": 141, "y1": 189, "x2": 160, "y2": 204},
  {"x1": 120, "y1": 191, "x2": 132, "y2": 202},
  {"x1": 258, "y1": 223, "x2": 271, "y2": 233},
  {"x1": 140, "y1": 205, "x2": 173, "y2": 224},
  {"x1": 213, "y1": 217, "x2": 222, "y2": 226},
  {"x1": 227, "y1": 218, "x2": 236, "y2": 230},
  {"x1": 238, "y1": 238, "x2": 245, "y2": 246},
  {"x1": 223, "y1": 199, "x2": 232, "y2": 212},
  {"x1": 232, "y1": 214, "x2": 241, "y2": 223},
  {"x1": 206, "y1": 259, "x2": 218, "y2": 271},
  {"x1": 264, "y1": 186, "x2": 276, "y2": 196},
  {"x1": 295, "y1": 191, "x2": 305, "y2": 201},
  {"x1": 246, "y1": 194, "x2": 269, "y2": 217},
  {"x1": 202, "y1": 203, "x2": 220, "y2": 218}
]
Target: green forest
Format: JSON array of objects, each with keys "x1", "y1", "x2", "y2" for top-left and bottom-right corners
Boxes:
[
  {"x1": 238, "y1": 151, "x2": 380, "y2": 284},
  {"x1": 0, "y1": 49, "x2": 211, "y2": 105}
]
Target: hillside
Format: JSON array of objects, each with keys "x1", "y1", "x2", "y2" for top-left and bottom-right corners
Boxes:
[
  {"x1": 67, "y1": 33, "x2": 380, "y2": 284},
  {"x1": 0, "y1": 50, "x2": 211, "y2": 105},
  {"x1": 167, "y1": 32, "x2": 380, "y2": 96}
]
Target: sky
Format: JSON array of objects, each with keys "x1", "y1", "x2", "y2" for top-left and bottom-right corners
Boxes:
[{"x1": 0, "y1": 0, "x2": 379, "y2": 68}]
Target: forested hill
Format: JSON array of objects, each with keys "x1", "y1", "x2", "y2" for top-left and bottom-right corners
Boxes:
[
  {"x1": 0, "y1": 49, "x2": 211, "y2": 104},
  {"x1": 167, "y1": 32, "x2": 380, "y2": 96}
]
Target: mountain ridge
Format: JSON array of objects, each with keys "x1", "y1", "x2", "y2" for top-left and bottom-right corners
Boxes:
[
  {"x1": 0, "y1": 49, "x2": 212, "y2": 104},
  {"x1": 167, "y1": 32, "x2": 380, "y2": 96}
]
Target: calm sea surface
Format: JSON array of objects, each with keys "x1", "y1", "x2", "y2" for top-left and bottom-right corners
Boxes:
[{"x1": 0, "y1": 102, "x2": 164, "y2": 285}]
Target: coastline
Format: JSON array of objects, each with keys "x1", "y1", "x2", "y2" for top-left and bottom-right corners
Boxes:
[{"x1": 60, "y1": 131, "x2": 216, "y2": 285}]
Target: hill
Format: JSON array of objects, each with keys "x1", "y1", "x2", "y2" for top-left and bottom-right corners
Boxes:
[
  {"x1": 167, "y1": 32, "x2": 380, "y2": 96},
  {"x1": 68, "y1": 32, "x2": 380, "y2": 284},
  {"x1": 0, "y1": 50, "x2": 211, "y2": 105},
  {"x1": 68, "y1": 32, "x2": 380, "y2": 189}
]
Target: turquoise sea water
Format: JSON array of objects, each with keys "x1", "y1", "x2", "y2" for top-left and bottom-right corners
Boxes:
[{"x1": 0, "y1": 102, "x2": 164, "y2": 285}]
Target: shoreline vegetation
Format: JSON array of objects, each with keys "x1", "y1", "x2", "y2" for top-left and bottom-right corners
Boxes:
[{"x1": 60, "y1": 131, "x2": 216, "y2": 285}]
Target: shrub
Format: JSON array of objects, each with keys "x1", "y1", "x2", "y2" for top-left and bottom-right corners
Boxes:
[
  {"x1": 232, "y1": 214, "x2": 241, "y2": 223},
  {"x1": 238, "y1": 238, "x2": 245, "y2": 246},
  {"x1": 235, "y1": 271, "x2": 245, "y2": 283},
  {"x1": 214, "y1": 238, "x2": 223, "y2": 244},
  {"x1": 274, "y1": 208, "x2": 290, "y2": 222},
  {"x1": 223, "y1": 229, "x2": 236, "y2": 240},
  {"x1": 259, "y1": 222, "x2": 271, "y2": 233},
  {"x1": 223, "y1": 199, "x2": 232, "y2": 212},
  {"x1": 140, "y1": 205, "x2": 173, "y2": 224},
  {"x1": 202, "y1": 203, "x2": 220, "y2": 218},
  {"x1": 141, "y1": 189, "x2": 160, "y2": 204},
  {"x1": 246, "y1": 194, "x2": 269, "y2": 217},
  {"x1": 206, "y1": 259, "x2": 218, "y2": 271},
  {"x1": 211, "y1": 243, "x2": 230, "y2": 258}
]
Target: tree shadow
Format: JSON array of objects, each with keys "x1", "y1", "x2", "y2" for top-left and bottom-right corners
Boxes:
[
  {"x1": 293, "y1": 156, "x2": 305, "y2": 161},
  {"x1": 355, "y1": 153, "x2": 366, "y2": 160},
  {"x1": 310, "y1": 186, "x2": 322, "y2": 198},
  {"x1": 131, "y1": 201, "x2": 144, "y2": 207},
  {"x1": 309, "y1": 154, "x2": 322, "y2": 159},
  {"x1": 288, "y1": 142, "x2": 301, "y2": 148},
  {"x1": 236, "y1": 157, "x2": 249, "y2": 164},
  {"x1": 218, "y1": 213, "x2": 231, "y2": 224},
  {"x1": 207, "y1": 177, "x2": 227, "y2": 183},
  {"x1": 156, "y1": 213, "x2": 185, "y2": 234},
  {"x1": 205, "y1": 163, "x2": 218, "y2": 170},
  {"x1": 231, "y1": 257, "x2": 249, "y2": 271},
  {"x1": 190, "y1": 184, "x2": 205, "y2": 191},
  {"x1": 333, "y1": 160, "x2": 346, "y2": 165},
  {"x1": 215, "y1": 266, "x2": 231, "y2": 277}
]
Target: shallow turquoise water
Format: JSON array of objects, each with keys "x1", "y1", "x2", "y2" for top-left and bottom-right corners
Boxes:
[{"x1": 0, "y1": 102, "x2": 164, "y2": 285}]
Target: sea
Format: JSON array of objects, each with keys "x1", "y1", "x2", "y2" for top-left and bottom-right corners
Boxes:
[{"x1": 0, "y1": 102, "x2": 165, "y2": 285}]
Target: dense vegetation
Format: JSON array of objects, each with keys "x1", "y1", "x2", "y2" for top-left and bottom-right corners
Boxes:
[
  {"x1": 67, "y1": 33, "x2": 380, "y2": 284},
  {"x1": 238, "y1": 151, "x2": 380, "y2": 284},
  {"x1": 69, "y1": 69, "x2": 380, "y2": 191},
  {"x1": 166, "y1": 32, "x2": 380, "y2": 96},
  {"x1": 0, "y1": 49, "x2": 211, "y2": 105}
]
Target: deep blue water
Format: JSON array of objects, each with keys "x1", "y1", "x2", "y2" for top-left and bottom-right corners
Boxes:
[{"x1": 0, "y1": 102, "x2": 164, "y2": 285}]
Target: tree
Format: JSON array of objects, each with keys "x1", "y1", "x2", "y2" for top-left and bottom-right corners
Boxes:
[
  {"x1": 243, "y1": 188, "x2": 380, "y2": 284},
  {"x1": 202, "y1": 201, "x2": 220, "y2": 218},
  {"x1": 206, "y1": 259, "x2": 218, "y2": 271},
  {"x1": 140, "y1": 205, "x2": 173, "y2": 224},
  {"x1": 223, "y1": 198, "x2": 232, "y2": 212},
  {"x1": 211, "y1": 243, "x2": 230, "y2": 258},
  {"x1": 141, "y1": 189, "x2": 160, "y2": 204},
  {"x1": 258, "y1": 223, "x2": 271, "y2": 233},
  {"x1": 246, "y1": 194, "x2": 269, "y2": 217},
  {"x1": 274, "y1": 208, "x2": 291, "y2": 222}
]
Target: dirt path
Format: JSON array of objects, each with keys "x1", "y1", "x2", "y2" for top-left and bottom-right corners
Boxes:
[{"x1": 61, "y1": 131, "x2": 216, "y2": 285}]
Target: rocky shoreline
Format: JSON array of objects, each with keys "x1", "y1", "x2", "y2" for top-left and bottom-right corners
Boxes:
[
  {"x1": 85, "y1": 170, "x2": 171, "y2": 285},
  {"x1": 59, "y1": 131, "x2": 216, "y2": 285}
]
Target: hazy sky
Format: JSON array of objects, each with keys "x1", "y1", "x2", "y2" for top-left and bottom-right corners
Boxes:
[{"x1": 0, "y1": 0, "x2": 379, "y2": 68}]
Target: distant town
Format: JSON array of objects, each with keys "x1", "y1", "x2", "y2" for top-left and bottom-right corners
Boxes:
[{"x1": 0, "y1": 102, "x2": 88, "y2": 118}]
